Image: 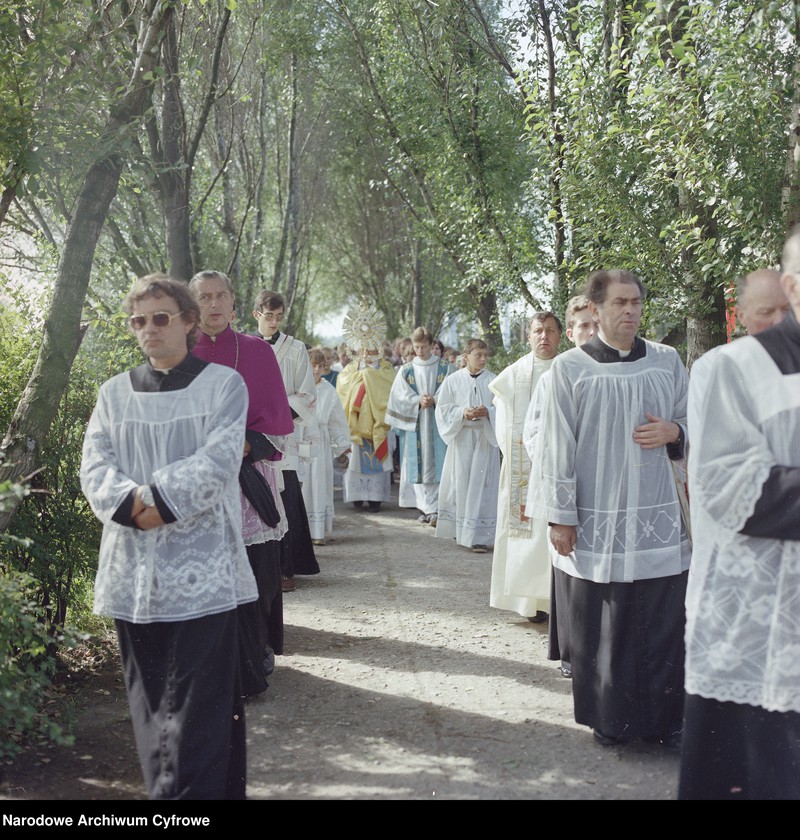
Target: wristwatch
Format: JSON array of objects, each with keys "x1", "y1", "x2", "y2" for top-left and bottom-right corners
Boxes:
[{"x1": 139, "y1": 485, "x2": 155, "y2": 507}]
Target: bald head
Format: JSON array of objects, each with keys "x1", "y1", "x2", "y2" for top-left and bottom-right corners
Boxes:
[{"x1": 735, "y1": 269, "x2": 789, "y2": 335}]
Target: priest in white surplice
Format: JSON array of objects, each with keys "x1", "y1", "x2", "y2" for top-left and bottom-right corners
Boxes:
[
  {"x1": 533, "y1": 269, "x2": 690, "y2": 752},
  {"x1": 679, "y1": 231, "x2": 800, "y2": 800},
  {"x1": 385, "y1": 326, "x2": 450, "y2": 524},
  {"x1": 434, "y1": 339, "x2": 500, "y2": 553},
  {"x1": 523, "y1": 296, "x2": 596, "y2": 678},
  {"x1": 488, "y1": 312, "x2": 562, "y2": 621},
  {"x1": 253, "y1": 289, "x2": 319, "y2": 592},
  {"x1": 80, "y1": 274, "x2": 255, "y2": 799}
]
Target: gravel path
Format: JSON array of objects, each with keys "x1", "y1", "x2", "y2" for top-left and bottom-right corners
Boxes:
[{"x1": 0, "y1": 484, "x2": 681, "y2": 802}]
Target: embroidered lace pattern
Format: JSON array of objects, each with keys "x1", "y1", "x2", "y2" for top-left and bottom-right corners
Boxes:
[
  {"x1": 81, "y1": 365, "x2": 257, "y2": 623},
  {"x1": 535, "y1": 342, "x2": 691, "y2": 583},
  {"x1": 685, "y1": 338, "x2": 800, "y2": 713}
]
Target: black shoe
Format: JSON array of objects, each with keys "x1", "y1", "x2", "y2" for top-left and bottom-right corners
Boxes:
[
  {"x1": 368, "y1": 501, "x2": 382, "y2": 512},
  {"x1": 642, "y1": 732, "x2": 682, "y2": 752},
  {"x1": 527, "y1": 611, "x2": 548, "y2": 624},
  {"x1": 353, "y1": 500, "x2": 364, "y2": 509},
  {"x1": 558, "y1": 663, "x2": 572, "y2": 678},
  {"x1": 593, "y1": 729, "x2": 628, "y2": 747}
]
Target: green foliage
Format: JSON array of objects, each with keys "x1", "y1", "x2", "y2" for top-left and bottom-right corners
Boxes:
[
  {"x1": 0, "y1": 1, "x2": 123, "y2": 208},
  {"x1": 350, "y1": 0, "x2": 537, "y2": 318},
  {"x1": 0, "y1": 548, "x2": 76, "y2": 760},
  {"x1": 2, "y1": 317, "x2": 136, "y2": 630},
  {"x1": 0, "y1": 291, "x2": 129, "y2": 758},
  {"x1": 0, "y1": 296, "x2": 138, "y2": 631},
  {"x1": 522, "y1": 0, "x2": 793, "y2": 350},
  {"x1": 488, "y1": 341, "x2": 527, "y2": 375}
]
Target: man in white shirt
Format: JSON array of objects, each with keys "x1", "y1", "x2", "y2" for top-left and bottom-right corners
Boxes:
[
  {"x1": 522, "y1": 296, "x2": 595, "y2": 677},
  {"x1": 688, "y1": 268, "x2": 788, "y2": 434},
  {"x1": 331, "y1": 342, "x2": 351, "y2": 372},
  {"x1": 680, "y1": 233, "x2": 800, "y2": 799},
  {"x1": 434, "y1": 339, "x2": 500, "y2": 552},
  {"x1": 190, "y1": 270, "x2": 294, "y2": 697}
]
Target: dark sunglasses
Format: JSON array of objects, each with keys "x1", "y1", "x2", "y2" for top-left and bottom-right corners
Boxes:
[{"x1": 128, "y1": 311, "x2": 183, "y2": 330}]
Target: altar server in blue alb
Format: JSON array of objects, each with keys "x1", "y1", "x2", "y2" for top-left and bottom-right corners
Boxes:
[{"x1": 386, "y1": 326, "x2": 450, "y2": 526}]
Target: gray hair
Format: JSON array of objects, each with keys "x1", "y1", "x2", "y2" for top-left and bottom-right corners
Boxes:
[{"x1": 188, "y1": 269, "x2": 235, "y2": 297}]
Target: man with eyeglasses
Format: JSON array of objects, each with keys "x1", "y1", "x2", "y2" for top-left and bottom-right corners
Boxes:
[
  {"x1": 189, "y1": 270, "x2": 294, "y2": 698},
  {"x1": 80, "y1": 274, "x2": 255, "y2": 799},
  {"x1": 253, "y1": 290, "x2": 320, "y2": 593}
]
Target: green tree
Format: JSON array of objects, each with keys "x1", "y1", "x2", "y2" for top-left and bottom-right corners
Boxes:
[
  {"x1": 326, "y1": 0, "x2": 546, "y2": 350},
  {"x1": 520, "y1": 1, "x2": 796, "y2": 361},
  {"x1": 0, "y1": 0, "x2": 176, "y2": 533}
]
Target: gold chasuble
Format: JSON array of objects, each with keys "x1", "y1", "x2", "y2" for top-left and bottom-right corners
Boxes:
[{"x1": 337, "y1": 359, "x2": 396, "y2": 465}]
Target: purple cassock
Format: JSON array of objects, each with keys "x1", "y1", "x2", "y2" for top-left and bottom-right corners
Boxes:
[
  {"x1": 194, "y1": 326, "x2": 294, "y2": 544},
  {"x1": 194, "y1": 325, "x2": 295, "y2": 695},
  {"x1": 193, "y1": 325, "x2": 293, "y2": 440}
]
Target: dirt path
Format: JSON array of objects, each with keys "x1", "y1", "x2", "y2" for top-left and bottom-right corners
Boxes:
[{"x1": 0, "y1": 485, "x2": 680, "y2": 801}]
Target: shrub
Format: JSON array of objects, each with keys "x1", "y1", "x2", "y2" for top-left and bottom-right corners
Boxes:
[{"x1": 0, "y1": 568, "x2": 75, "y2": 760}]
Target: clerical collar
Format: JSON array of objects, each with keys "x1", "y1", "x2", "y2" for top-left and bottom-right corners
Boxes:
[
  {"x1": 468, "y1": 370, "x2": 482, "y2": 378},
  {"x1": 599, "y1": 333, "x2": 633, "y2": 356},
  {"x1": 265, "y1": 331, "x2": 280, "y2": 346},
  {"x1": 130, "y1": 353, "x2": 209, "y2": 392},
  {"x1": 581, "y1": 334, "x2": 646, "y2": 363},
  {"x1": 414, "y1": 355, "x2": 439, "y2": 367}
]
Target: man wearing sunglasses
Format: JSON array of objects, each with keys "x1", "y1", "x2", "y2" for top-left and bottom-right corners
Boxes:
[{"x1": 80, "y1": 274, "x2": 255, "y2": 799}]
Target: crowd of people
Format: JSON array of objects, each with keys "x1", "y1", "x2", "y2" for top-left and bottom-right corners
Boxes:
[{"x1": 79, "y1": 225, "x2": 800, "y2": 800}]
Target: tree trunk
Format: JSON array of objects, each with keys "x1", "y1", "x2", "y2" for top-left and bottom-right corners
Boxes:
[
  {"x1": 0, "y1": 178, "x2": 20, "y2": 229},
  {"x1": 475, "y1": 285, "x2": 503, "y2": 352},
  {"x1": 273, "y1": 51, "x2": 299, "y2": 295},
  {"x1": 685, "y1": 284, "x2": 726, "y2": 372},
  {"x1": 216, "y1": 99, "x2": 239, "y2": 283},
  {"x1": 253, "y1": 76, "x2": 269, "y2": 292},
  {"x1": 412, "y1": 242, "x2": 423, "y2": 328},
  {"x1": 781, "y1": 45, "x2": 800, "y2": 230},
  {"x1": 654, "y1": 0, "x2": 722, "y2": 368},
  {"x1": 159, "y1": 7, "x2": 193, "y2": 281},
  {"x1": 538, "y1": 0, "x2": 566, "y2": 301},
  {"x1": 0, "y1": 1, "x2": 172, "y2": 533},
  {"x1": 285, "y1": 195, "x2": 301, "y2": 334},
  {"x1": 150, "y1": 6, "x2": 232, "y2": 282}
]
